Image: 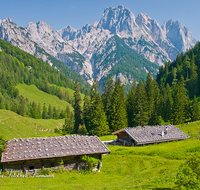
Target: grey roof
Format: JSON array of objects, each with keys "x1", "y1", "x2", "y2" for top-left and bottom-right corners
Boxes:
[
  {"x1": 1, "y1": 135, "x2": 110, "y2": 163},
  {"x1": 113, "y1": 125, "x2": 189, "y2": 145}
]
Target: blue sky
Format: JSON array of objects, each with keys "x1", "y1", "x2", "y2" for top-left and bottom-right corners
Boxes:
[{"x1": 1, "y1": 0, "x2": 200, "y2": 41}]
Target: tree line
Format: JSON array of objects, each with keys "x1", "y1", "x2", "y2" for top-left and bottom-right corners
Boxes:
[
  {"x1": 0, "y1": 40, "x2": 84, "y2": 119},
  {"x1": 72, "y1": 59, "x2": 200, "y2": 136}
]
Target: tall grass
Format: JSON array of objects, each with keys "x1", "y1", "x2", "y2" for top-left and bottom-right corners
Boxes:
[{"x1": 0, "y1": 110, "x2": 64, "y2": 140}]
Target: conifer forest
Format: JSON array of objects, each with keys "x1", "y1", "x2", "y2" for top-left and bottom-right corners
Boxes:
[{"x1": 1, "y1": 39, "x2": 200, "y2": 136}]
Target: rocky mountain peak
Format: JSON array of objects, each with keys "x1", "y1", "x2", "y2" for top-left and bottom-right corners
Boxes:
[
  {"x1": 99, "y1": 5, "x2": 139, "y2": 36},
  {"x1": 3, "y1": 18, "x2": 12, "y2": 23},
  {"x1": 0, "y1": 5, "x2": 197, "y2": 88},
  {"x1": 136, "y1": 13, "x2": 152, "y2": 25},
  {"x1": 162, "y1": 19, "x2": 196, "y2": 52}
]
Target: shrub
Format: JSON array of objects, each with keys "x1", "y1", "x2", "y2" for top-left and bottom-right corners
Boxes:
[
  {"x1": 175, "y1": 156, "x2": 200, "y2": 189},
  {"x1": 81, "y1": 155, "x2": 99, "y2": 172},
  {"x1": 38, "y1": 168, "x2": 50, "y2": 175}
]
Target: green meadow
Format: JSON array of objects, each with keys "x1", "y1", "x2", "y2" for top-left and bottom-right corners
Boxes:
[
  {"x1": 16, "y1": 83, "x2": 74, "y2": 111},
  {"x1": 0, "y1": 119, "x2": 200, "y2": 189},
  {"x1": 0, "y1": 110, "x2": 65, "y2": 140}
]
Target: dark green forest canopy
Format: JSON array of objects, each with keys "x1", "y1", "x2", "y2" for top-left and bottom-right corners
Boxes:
[
  {"x1": 156, "y1": 41, "x2": 200, "y2": 99},
  {"x1": 0, "y1": 39, "x2": 91, "y2": 93}
]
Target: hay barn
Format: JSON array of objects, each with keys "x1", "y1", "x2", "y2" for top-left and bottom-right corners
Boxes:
[
  {"x1": 112, "y1": 125, "x2": 189, "y2": 146},
  {"x1": 1, "y1": 135, "x2": 110, "y2": 172}
]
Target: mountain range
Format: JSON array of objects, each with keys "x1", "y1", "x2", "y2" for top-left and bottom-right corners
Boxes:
[{"x1": 0, "y1": 5, "x2": 197, "y2": 87}]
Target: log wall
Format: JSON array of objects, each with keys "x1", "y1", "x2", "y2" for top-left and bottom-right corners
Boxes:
[{"x1": 3, "y1": 154, "x2": 101, "y2": 172}]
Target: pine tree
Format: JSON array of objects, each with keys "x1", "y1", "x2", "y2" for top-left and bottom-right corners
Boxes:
[
  {"x1": 150, "y1": 79, "x2": 162, "y2": 125},
  {"x1": 189, "y1": 56, "x2": 198, "y2": 98},
  {"x1": 173, "y1": 76, "x2": 189, "y2": 124},
  {"x1": 0, "y1": 95, "x2": 5, "y2": 109},
  {"x1": 145, "y1": 71, "x2": 155, "y2": 124},
  {"x1": 126, "y1": 82, "x2": 136, "y2": 127},
  {"x1": 164, "y1": 83, "x2": 173, "y2": 122},
  {"x1": 101, "y1": 76, "x2": 114, "y2": 124},
  {"x1": 63, "y1": 112, "x2": 74, "y2": 134},
  {"x1": 110, "y1": 79, "x2": 128, "y2": 132},
  {"x1": 88, "y1": 79, "x2": 109, "y2": 136},
  {"x1": 37, "y1": 102, "x2": 42, "y2": 118},
  {"x1": 42, "y1": 103, "x2": 48, "y2": 119},
  {"x1": 48, "y1": 104, "x2": 53, "y2": 119},
  {"x1": 31, "y1": 101, "x2": 38, "y2": 118},
  {"x1": 191, "y1": 95, "x2": 200, "y2": 121},
  {"x1": 83, "y1": 92, "x2": 90, "y2": 131},
  {"x1": 73, "y1": 80, "x2": 83, "y2": 133},
  {"x1": 53, "y1": 106, "x2": 59, "y2": 119},
  {"x1": 133, "y1": 80, "x2": 148, "y2": 126},
  {"x1": 18, "y1": 96, "x2": 26, "y2": 117}
]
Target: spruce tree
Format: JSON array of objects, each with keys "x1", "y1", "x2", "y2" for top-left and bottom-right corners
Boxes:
[
  {"x1": 18, "y1": 97, "x2": 26, "y2": 117},
  {"x1": 0, "y1": 95, "x2": 5, "y2": 109},
  {"x1": 164, "y1": 84, "x2": 173, "y2": 122},
  {"x1": 191, "y1": 95, "x2": 200, "y2": 121},
  {"x1": 31, "y1": 101, "x2": 38, "y2": 118},
  {"x1": 83, "y1": 92, "x2": 90, "y2": 131},
  {"x1": 53, "y1": 106, "x2": 59, "y2": 119},
  {"x1": 73, "y1": 80, "x2": 83, "y2": 133},
  {"x1": 189, "y1": 56, "x2": 198, "y2": 98},
  {"x1": 150, "y1": 79, "x2": 162, "y2": 125},
  {"x1": 133, "y1": 80, "x2": 148, "y2": 126},
  {"x1": 42, "y1": 103, "x2": 48, "y2": 119},
  {"x1": 110, "y1": 79, "x2": 128, "y2": 132},
  {"x1": 37, "y1": 102, "x2": 42, "y2": 118},
  {"x1": 48, "y1": 104, "x2": 53, "y2": 119},
  {"x1": 101, "y1": 76, "x2": 114, "y2": 124},
  {"x1": 126, "y1": 82, "x2": 136, "y2": 127},
  {"x1": 88, "y1": 79, "x2": 109, "y2": 136},
  {"x1": 145, "y1": 71, "x2": 155, "y2": 124},
  {"x1": 173, "y1": 76, "x2": 189, "y2": 124}
]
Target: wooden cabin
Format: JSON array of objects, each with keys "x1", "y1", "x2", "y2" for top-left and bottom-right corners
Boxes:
[
  {"x1": 112, "y1": 125, "x2": 189, "y2": 146},
  {"x1": 1, "y1": 135, "x2": 110, "y2": 172}
]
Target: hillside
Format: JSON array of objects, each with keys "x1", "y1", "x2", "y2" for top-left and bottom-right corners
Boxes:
[
  {"x1": 156, "y1": 41, "x2": 200, "y2": 99},
  {"x1": 0, "y1": 39, "x2": 89, "y2": 122},
  {"x1": 0, "y1": 110, "x2": 64, "y2": 140},
  {"x1": 1, "y1": 121, "x2": 200, "y2": 189},
  {"x1": 16, "y1": 84, "x2": 74, "y2": 111},
  {"x1": 0, "y1": 5, "x2": 196, "y2": 88}
]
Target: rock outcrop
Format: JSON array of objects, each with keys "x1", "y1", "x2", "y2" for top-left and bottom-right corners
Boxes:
[{"x1": 0, "y1": 5, "x2": 197, "y2": 86}]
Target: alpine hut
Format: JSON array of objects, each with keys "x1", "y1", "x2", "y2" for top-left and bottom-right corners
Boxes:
[
  {"x1": 112, "y1": 125, "x2": 189, "y2": 146},
  {"x1": 1, "y1": 135, "x2": 110, "y2": 172}
]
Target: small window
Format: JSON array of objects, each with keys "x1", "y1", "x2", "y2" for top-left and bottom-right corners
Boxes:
[
  {"x1": 64, "y1": 160, "x2": 68, "y2": 165},
  {"x1": 29, "y1": 166, "x2": 34, "y2": 170}
]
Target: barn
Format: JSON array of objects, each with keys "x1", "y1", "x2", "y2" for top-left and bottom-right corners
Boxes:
[
  {"x1": 1, "y1": 135, "x2": 110, "y2": 172},
  {"x1": 112, "y1": 125, "x2": 189, "y2": 146}
]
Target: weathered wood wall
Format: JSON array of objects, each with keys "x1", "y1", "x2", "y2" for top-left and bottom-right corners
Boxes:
[
  {"x1": 117, "y1": 132, "x2": 136, "y2": 146},
  {"x1": 3, "y1": 154, "x2": 102, "y2": 172}
]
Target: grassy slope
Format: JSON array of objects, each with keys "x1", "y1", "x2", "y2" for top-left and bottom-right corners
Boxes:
[
  {"x1": 0, "y1": 110, "x2": 64, "y2": 140},
  {"x1": 16, "y1": 83, "x2": 74, "y2": 111},
  {"x1": 50, "y1": 84, "x2": 85, "y2": 106},
  {"x1": 1, "y1": 122, "x2": 200, "y2": 189}
]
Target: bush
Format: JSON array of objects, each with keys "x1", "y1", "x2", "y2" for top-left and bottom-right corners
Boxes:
[
  {"x1": 175, "y1": 156, "x2": 200, "y2": 189},
  {"x1": 38, "y1": 168, "x2": 50, "y2": 175},
  {"x1": 81, "y1": 155, "x2": 99, "y2": 171}
]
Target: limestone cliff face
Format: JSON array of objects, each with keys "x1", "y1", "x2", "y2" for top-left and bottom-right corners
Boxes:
[{"x1": 0, "y1": 5, "x2": 197, "y2": 86}]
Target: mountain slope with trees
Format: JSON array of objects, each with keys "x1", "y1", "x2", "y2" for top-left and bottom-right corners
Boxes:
[
  {"x1": 0, "y1": 39, "x2": 88, "y2": 122},
  {"x1": 72, "y1": 41, "x2": 200, "y2": 136}
]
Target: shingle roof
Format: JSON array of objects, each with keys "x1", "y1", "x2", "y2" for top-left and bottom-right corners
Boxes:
[
  {"x1": 1, "y1": 135, "x2": 110, "y2": 163},
  {"x1": 113, "y1": 125, "x2": 189, "y2": 145}
]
